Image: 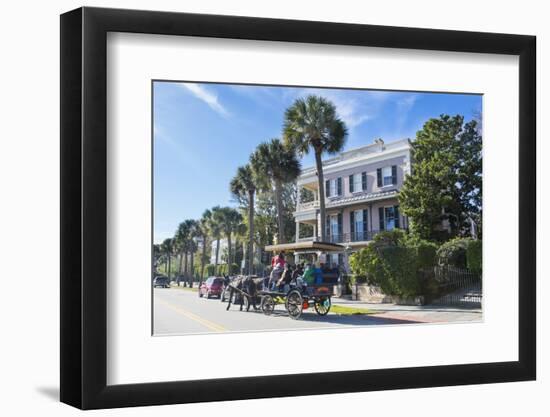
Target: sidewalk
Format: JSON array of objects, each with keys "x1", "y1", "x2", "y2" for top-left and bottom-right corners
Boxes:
[{"x1": 331, "y1": 297, "x2": 482, "y2": 323}]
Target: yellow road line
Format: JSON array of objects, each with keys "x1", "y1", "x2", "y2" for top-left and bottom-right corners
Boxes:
[{"x1": 156, "y1": 298, "x2": 227, "y2": 332}]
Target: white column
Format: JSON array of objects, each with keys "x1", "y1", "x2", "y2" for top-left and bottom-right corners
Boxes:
[{"x1": 295, "y1": 221, "x2": 300, "y2": 243}]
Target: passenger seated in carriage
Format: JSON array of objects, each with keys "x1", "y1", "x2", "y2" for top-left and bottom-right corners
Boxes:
[
  {"x1": 268, "y1": 252, "x2": 285, "y2": 290},
  {"x1": 276, "y1": 263, "x2": 293, "y2": 292},
  {"x1": 302, "y1": 263, "x2": 315, "y2": 285}
]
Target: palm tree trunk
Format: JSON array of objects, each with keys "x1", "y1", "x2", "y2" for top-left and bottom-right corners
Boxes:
[
  {"x1": 248, "y1": 189, "x2": 255, "y2": 276},
  {"x1": 189, "y1": 251, "x2": 194, "y2": 288},
  {"x1": 200, "y1": 235, "x2": 207, "y2": 284},
  {"x1": 183, "y1": 250, "x2": 188, "y2": 287},
  {"x1": 274, "y1": 179, "x2": 285, "y2": 244},
  {"x1": 227, "y1": 233, "x2": 232, "y2": 273},
  {"x1": 167, "y1": 255, "x2": 171, "y2": 279},
  {"x1": 215, "y1": 238, "x2": 220, "y2": 275},
  {"x1": 315, "y1": 149, "x2": 327, "y2": 242}
]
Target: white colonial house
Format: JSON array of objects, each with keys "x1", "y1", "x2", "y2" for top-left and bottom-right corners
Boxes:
[{"x1": 294, "y1": 138, "x2": 412, "y2": 269}]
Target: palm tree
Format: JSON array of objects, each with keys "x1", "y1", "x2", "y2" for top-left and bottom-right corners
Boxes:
[
  {"x1": 230, "y1": 164, "x2": 257, "y2": 276},
  {"x1": 198, "y1": 209, "x2": 212, "y2": 283},
  {"x1": 173, "y1": 222, "x2": 189, "y2": 284},
  {"x1": 160, "y1": 238, "x2": 173, "y2": 278},
  {"x1": 186, "y1": 219, "x2": 200, "y2": 287},
  {"x1": 283, "y1": 95, "x2": 348, "y2": 242},
  {"x1": 251, "y1": 138, "x2": 301, "y2": 244},
  {"x1": 217, "y1": 207, "x2": 243, "y2": 271},
  {"x1": 208, "y1": 206, "x2": 223, "y2": 274}
]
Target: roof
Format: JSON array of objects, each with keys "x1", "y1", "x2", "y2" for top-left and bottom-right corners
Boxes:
[
  {"x1": 264, "y1": 241, "x2": 345, "y2": 253},
  {"x1": 299, "y1": 138, "x2": 411, "y2": 178}
]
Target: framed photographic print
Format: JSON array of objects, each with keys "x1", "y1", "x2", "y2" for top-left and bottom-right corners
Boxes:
[{"x1": 60, "y1": 6, "x2": 536, "y2": 410}]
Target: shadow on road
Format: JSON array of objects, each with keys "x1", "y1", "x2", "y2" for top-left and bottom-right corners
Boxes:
[{"x1": 233, "y1": 307, "x2": 421, "y2": 326}]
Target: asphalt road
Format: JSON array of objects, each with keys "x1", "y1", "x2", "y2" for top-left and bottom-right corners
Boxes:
[{"x1": 153, "y1": 287, "x2": 422, "y2": 336}]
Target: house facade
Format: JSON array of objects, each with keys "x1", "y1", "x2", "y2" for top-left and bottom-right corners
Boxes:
[{"x1": 294, "y1": 138, "x2": 412, "y2": 269}]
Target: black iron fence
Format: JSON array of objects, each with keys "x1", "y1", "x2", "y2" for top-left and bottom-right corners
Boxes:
[{"x1": 423, "y1": 265, "x2": 482, "y2": 308}]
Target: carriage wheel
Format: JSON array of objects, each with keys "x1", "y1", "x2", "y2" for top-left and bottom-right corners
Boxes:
[
  {"x1": 285, "y1": 290, "x2": 303, "y2": 320},
  {"x1": 261, "y1": 295, "x2": 275, "y2": 315},
  {"x1": 314, "y1": 297, "x2": 331, "y2": 316}
]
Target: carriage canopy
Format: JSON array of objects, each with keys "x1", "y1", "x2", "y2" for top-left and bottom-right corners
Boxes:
[{"x1": 264, "y1": 241, "x2": 345, "y2": 254}]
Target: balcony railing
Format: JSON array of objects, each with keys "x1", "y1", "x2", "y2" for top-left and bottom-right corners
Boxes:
[
  {"x1": 296, "y1": 200, "x2": 319, "y2": 211},
  {"x1": 298, "y1": 230, "x2": 386, "y2": 244}
]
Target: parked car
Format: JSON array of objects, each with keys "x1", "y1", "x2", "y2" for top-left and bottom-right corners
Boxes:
[
  {"x1": 199, "y1": 277, "x2": 224, "y2": 299},
  {"x1": 153, "y1": 276, "x2": 170, "y2": 288}
]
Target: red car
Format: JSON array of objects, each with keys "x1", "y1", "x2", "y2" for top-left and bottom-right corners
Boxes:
[{"x1": 199, "y1": 277, "x2": 224, "y2": 299}]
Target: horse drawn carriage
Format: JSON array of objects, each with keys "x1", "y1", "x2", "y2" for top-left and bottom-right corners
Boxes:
[{"x1": 225, "y1": 241, "x2": 344, "y2": 320}]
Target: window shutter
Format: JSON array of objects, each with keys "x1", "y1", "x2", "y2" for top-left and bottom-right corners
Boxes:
[
  {"x1": 337, "y1": 177, "x2": 342, "y2": 196},
  {"x1": 349, "y1": 175, "x2": 354, "y2": 193},
  {"x1": 362, "y1": 172, "x2": 367, "y2": 191},
  {"x1": 337, "y1": 213, "x2": 343, "y2": 240},
  {"x1": 394, "y1": 206, "x2": 400, "y2": 228},
  {"x1": 363, "y1": 209, "x2": 368, "y2": 233},
  {"x1": 377, "y1": 168, "x2": 382, "y2": 187},
  {"x1": 350, "y1": 211, "x2": 355, "y2": 236},
  {"x1": 392, "y1": 165, "x2": 397, "y2": 185},
  {"x1": 379, "y1": 207, "x2": 385, "y2": 231},
  {"x1": 325, "y1": 180, "x2": 330, "y2": 197},
  {"x1": 326, "y1": 215, "x2": 330, "y2": 238}
]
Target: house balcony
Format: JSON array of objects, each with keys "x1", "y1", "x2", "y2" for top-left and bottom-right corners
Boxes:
[
  {"x1": 295, "y1": 189, "x2": 399, "y2": 214},
  {"x1": 297, "y1": 230, "x2": 387, "y2": 246}
]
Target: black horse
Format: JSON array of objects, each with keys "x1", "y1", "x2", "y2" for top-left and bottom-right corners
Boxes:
[{"x1": 226, "y1": 276, "x2": 264, "y2": 311}]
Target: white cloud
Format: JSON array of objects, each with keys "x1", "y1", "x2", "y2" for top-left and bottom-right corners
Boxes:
[{"x1": 179, "y1": 83, "x2": 230, "y2": 117}]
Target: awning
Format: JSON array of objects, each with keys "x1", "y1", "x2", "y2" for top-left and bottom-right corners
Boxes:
[{"x1": 264, "y1": 241, "x2": 345, "y2": 253}]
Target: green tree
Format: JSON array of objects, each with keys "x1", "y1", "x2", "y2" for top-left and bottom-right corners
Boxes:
[
  {"x1": 230, "y1": 164, "x2": 258, "y2": 276},
  {"x1": 283, "y1": 95, "x2": 348, "y2": 242},
  {"x1": 399, "y1": 114, "x2": 482, "y2": 241},
  {"x1": 250, "y1": 139, "x2": 301, "y2": 244},
  {"x1": 160, "y1": 238, "x2": 173, "y2": 279},
  {"x1": 217, "y1": 206, "x2": 242, "y2": 267}
]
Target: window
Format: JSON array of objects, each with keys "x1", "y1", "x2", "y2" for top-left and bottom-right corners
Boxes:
[
  {"x1": 330, "y1": 215, "x2": 339, "y2": 237},
  {"x1": 354, "y1": 209, "x2": 364, "y2": 239},
  {"x1": 377, "y1": 166, "x2": 397, "y2": 187},
  {"x1": 350, "y1": 172, "x2": 366, "y2": 193},
  {"x1": 384, "y1": 206, "x2": 396, "y2": 230},
  {"x1": 326, "y1": 178, "x2": 342, "y2": 197},
  {"x1": 353, "y1": 174, "x2": 362, "y2": 191},
  {"x1": 382, "y1": 166, "x2": 393, "y2": 186},
  {"x1": 378, "y1": 205, "x2": 400, "y2": 231}
]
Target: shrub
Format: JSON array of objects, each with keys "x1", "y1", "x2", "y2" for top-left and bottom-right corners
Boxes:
[
  {"x1": 349, "y1": 230, "x2": 441, "y2": 298},
  {"x1": 467, "y1": 239, "x2": 482, "y2": 274},
  {"x1": 437, "y1": 238, "x2": 471, "y2": 268},
  {"x1": 350, "y1": 240, "x2": 421, "y2": 298}
]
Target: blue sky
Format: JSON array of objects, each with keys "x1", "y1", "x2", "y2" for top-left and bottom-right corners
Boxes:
[{"x1": 153, "y1": 81, "x2": 481, "y2": 243}]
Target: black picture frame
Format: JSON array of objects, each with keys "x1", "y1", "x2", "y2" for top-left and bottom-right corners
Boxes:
[{"x1": 60, "y1": 6, "x2": 536, "y2": 410}]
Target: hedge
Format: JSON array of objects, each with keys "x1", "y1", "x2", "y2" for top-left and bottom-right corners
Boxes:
[{"x1": 467, "y1": 239, "x2": 482, "y2": 274}]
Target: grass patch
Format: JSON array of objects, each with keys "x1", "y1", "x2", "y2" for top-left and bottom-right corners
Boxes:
[
  {"x1": 330, "y1": 304, "x2": 374, "y2": 315},
  {"x1": 169, "y1": 284, "x2": 199, "y2": 292}
]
